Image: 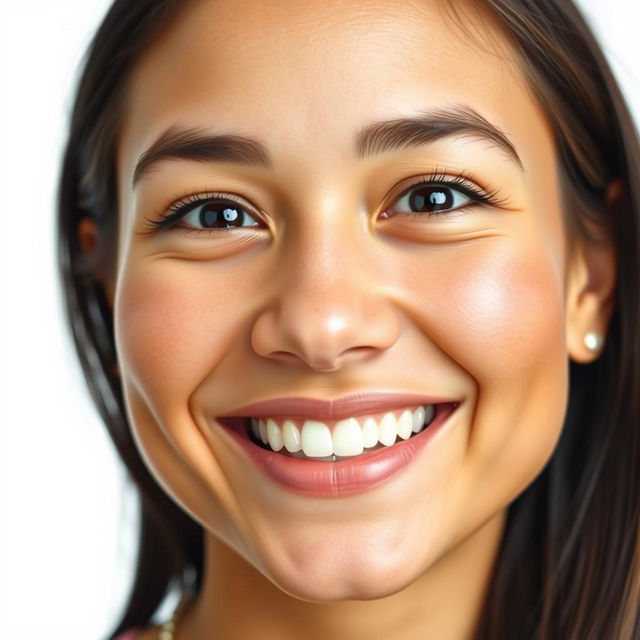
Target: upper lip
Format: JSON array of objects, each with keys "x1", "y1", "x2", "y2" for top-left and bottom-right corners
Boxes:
[{"x1": 218, "y1": 392, "x2": 459, "y2": 422}]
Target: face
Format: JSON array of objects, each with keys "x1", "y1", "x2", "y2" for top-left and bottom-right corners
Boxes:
[{"x1": 112, "y1": 0, "x2": 584, "y2": 601}]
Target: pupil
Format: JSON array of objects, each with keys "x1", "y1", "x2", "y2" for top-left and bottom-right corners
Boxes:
[
  {"x1": 199, "y1": 202, "x2": 243, "y2": 227},
  {"x1": 409, "y1": 187, "x2": 453, "y2": 212}
]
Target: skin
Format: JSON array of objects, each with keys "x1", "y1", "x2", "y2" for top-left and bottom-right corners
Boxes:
[{"x1": 81, "y1": 0, "x2": 616, "y2": 637}]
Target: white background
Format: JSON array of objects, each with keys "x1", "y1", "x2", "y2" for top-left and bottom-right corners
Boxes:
[{"x1": 0, "y1": 1, "x2": 638, "y2": 638}]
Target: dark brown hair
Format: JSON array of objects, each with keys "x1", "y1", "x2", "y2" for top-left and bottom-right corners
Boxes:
[{"x1": 57, "y1": 1, "x2": 640, "y2": 637}]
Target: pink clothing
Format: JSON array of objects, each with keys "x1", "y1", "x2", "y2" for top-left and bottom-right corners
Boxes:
[{"x1": 114, "y1": 630, "x2": 143, "y2": 640}]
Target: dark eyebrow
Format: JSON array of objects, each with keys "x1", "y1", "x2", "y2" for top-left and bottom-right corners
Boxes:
[
  {"x1": 132, "y1": 124, "x2": 271, "y2": 185},
  {"x1": 133, "y1": 104, "x2": 522, "y2": 185},
  {"x1": 354, "y1": 104, "x2": 524, "y2": 170}
]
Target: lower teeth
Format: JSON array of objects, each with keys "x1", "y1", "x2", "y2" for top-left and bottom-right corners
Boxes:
[{"x1": 287, "y1": 444, "x2": 385, "y2": 461}]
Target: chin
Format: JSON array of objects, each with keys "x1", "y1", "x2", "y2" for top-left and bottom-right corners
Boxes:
[
  {"x1": 275, "y1": 569, "x2": 418, "y2": 604},
  {"x1": 260, "y1": 544, "x2": 427, "y2": 603}
]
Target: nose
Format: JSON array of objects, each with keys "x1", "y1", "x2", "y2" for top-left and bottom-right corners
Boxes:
[{"x1": 251, "y1": 231, "x2": 400, "y2": 372}]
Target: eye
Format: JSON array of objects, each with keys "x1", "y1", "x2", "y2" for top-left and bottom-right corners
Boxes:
[
  {"x1": 181, "y1": 198, "x2": 260, "y2": 229},
  {"x1": 385, "y1": 183, "x2": 472, "y2": 218},
  {"x1": 147, "y1": 193, "x2": 264, "y2": 233},
  {"x1": 378, "y1": 170, "x2": 506, "y2": 221}
]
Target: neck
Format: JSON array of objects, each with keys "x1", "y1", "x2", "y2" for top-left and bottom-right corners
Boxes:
[{"x1": 181, "y1": 509, "x2": 505, "y2": 640}]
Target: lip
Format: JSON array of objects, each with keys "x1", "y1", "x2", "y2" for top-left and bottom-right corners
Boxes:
[
  {"x1": 219, "y1": 392, "x2": 456, "y2": 422},
  {"x1": 216, "y1": 396, "x2": 460, "y2": 498}
]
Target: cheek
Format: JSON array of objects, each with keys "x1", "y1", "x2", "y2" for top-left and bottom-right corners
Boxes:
[
  {"x1": 114, "y1": 260, "x2": 246, "y2": 413},
  {"x1": 114, "y1": 259, "x2": 262, "y2": 540},
  {"x1": 453, "y1": 246, "x2": 565, "y2": 380},
  {"x1": 402, "y1": 237, "x2": 568, "y2": 487},
  {"x1": 453, "y1": 243, "x2": 568, "y2": 454},
  {"x1": 404, "y1": 238, "x2": 566, "y2": 385}
]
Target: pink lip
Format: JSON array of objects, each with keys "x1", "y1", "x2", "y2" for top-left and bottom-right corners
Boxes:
[
  {"x1": 217, "y1": 398, "x2": 460, "y2": 498},
  {"x1": 219, "y1": 392, "x2": 456, "y2": 422}
]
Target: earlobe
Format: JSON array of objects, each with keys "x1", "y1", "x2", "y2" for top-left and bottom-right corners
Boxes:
[
  {"x1": 78, "y1": 217, "x2": 98, "y2": 253},
  {"x1": 77, "y1": 216, "x2": 116, "y2": 310},
  {"x1": 565, "y1": 232, "x2": 617, "y2": 364}
]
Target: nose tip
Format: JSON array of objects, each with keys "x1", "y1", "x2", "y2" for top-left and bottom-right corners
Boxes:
[
  {"x1": 251, "y1": 301, "x2": 400, "y2": 372},
  {"x1": 291, "y1": 314, "x2": 352, "y2": 372}
]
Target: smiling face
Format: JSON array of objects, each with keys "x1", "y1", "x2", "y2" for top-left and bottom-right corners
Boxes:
[{"x1": 110, "y1": 0, "x2": 606, "y2": 603}]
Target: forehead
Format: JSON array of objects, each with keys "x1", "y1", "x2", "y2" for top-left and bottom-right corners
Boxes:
[{"x1": 119, "y1": 0, "x2": 548, "y2": 178}]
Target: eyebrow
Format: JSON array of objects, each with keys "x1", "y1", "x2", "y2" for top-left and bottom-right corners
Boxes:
[
  {"x1": 132, "y1": 104, "x2": 522, "y2": 185},
  {"x1": 355, "y1": 104, "x2": 523, "y2": 169},
  {"x1": 132, "y1": 126, "x2": 271, "y2": 184}
]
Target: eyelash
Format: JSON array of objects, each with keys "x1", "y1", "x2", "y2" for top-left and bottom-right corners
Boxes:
[
  {"x1": 144, "y1": 191, "x2": 259, "y2": 233},
  {"x1": 144, "y1": 169, "x2": 506, "y2": 233},
  {"x1": 386, "y1": 169, "x2": 507, "y2": 218}
]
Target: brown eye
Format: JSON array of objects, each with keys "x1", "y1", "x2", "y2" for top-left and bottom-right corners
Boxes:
[
  {"x1": 409, "y1": 186, "x2": 454, "y2": 212},
  {"x1": 183, "y1": 199, "x2": 260, "y2": 229},
  {"x1": 386, "y1": 183, "x2": 472, "y2": 217}
]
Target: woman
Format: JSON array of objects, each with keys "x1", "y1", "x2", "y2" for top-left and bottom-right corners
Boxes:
[{"x1": 58, "y1": 0, "x2": 640, "y2": 638}]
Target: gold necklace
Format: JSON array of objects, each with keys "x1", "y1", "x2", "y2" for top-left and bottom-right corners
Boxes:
[{"x1": 158, "y1": 595, "x2": 192, "y2": 640}]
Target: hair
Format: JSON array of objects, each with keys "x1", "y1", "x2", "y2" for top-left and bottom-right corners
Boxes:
[{"x1": 57, "y1": 0, "x2": 640, "y2": 638}]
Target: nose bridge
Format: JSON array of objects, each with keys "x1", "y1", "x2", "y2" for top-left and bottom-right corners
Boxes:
[
  {"x1": 289, "y1": 215, "x2": 360, "y2": 305},
  {"x1": 250, "y1": 196, "x2": 399, "y2": 371},
  {"x1": 289, "y1": 228, "x2": 363, "y2": 332}
]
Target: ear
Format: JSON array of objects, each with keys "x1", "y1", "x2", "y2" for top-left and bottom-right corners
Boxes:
[
  {"x1": 78, "y1": 217, "x2": 98, "y2": 253},
  {"x1": 77, "y1": 217, "x2": 115, "y2": 310},
  {"x1": 565, "y1": 190, "x2": 618, "y2": 364}
]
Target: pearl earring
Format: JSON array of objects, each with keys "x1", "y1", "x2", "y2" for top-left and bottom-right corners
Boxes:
[{"x1": 584, "y1": 331, "x2": 603, "y2": 352}]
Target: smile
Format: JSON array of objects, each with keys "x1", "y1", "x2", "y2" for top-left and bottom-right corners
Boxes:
[
  {"x1": 248, "y1": 405, "x2": 437, "y2": 460},
  {"x1": 217, "y1": 394, "x2": 461, "y2": 497}
]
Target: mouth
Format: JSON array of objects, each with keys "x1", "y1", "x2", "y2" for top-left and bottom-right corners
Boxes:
[
  {"x1": 215, "y1": 394, "x2": 460, "y2": 497},
  {"x1": 221, "y1": 403, "x2": 444, "y2": 461}
]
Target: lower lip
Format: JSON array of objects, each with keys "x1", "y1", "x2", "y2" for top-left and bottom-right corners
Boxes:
[{"x1": 219, "y1": 403, "x2": 458, "y2": 498}]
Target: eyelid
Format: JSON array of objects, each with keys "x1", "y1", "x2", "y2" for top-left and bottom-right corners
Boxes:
[
  {"x1": 145, "y1": 190, "x2": 266, "y2": 232},
  {"x1": 380, "y1": 168, "x2": 508, "y2": 218}
]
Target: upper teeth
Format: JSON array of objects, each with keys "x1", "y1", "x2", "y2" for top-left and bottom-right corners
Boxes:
[{"x1": 250, "y1": 405, "x2": 436, "y2": 458}]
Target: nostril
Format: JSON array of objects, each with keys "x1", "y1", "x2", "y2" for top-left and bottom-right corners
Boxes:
[
  {"x1": 262, "y1": 350, "x2": 341, "y2": 372},
  {"x1": 262, "y1": 346, "x2": 381, "y2": 372},
  {"x1": 336, "y1": 345, "x2": 380, "y2": 364},
  {"x1": 267, "y1": 350, "x2": 309, "y2": 365},
  {"x1": 344, "y1": 346, "x2": 378, "y2": 356}
]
